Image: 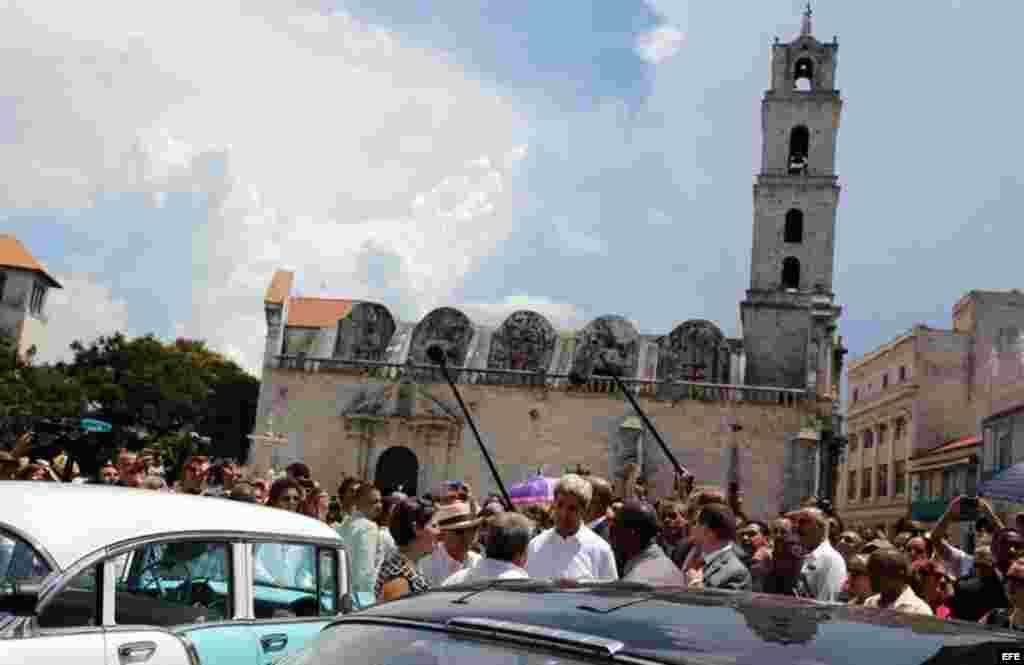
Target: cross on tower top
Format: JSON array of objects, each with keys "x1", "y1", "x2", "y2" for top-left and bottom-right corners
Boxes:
[{"x1": 801, "y1": 3, "x2": 813, "y2": 36}]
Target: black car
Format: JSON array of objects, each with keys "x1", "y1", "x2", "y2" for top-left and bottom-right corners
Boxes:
[{"x1": 282, "y1": 580, "x2": 1021, "y2": 665}]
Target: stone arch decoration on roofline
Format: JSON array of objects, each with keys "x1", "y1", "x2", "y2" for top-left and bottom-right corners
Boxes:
[
  {"x1": 487, "y1": 310, "x2": 558, "y2": 380},
  {"x1": 408, "y1": 306, "x2": 476, "y2": 370},
  {"x1": 657, "y1": 319, "x2": 729, "y2": 386},
  {"x1": 571, "y1": 315, "x2": 639, "y2": 380},
  {"x1": 333, "y1": 301, "x2": 396, "y2": 362}
]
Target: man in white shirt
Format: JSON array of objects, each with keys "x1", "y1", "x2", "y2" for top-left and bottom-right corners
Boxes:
[
  {"x1": 336, "y1": 484, "x2": 392, "y2": 597},
  {"x1": 418, "y1": 501, "x2": 482, "y2": 587},
  {"x1": 525, "y1": 474, "x2": 618, "y2": 582},
  {"x1": 863, "y1": 549, "x2": 932, "y2": 615},
  {"x1": 444, "y1": 513, "x2": 533, "y2": 586},
  {"x1": 787, "y1": 507, "x2": 847, "y2": 602}
]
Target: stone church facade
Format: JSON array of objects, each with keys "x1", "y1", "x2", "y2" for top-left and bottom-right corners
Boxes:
[{"x1": 249, "y1": 10, "x2": 844, "y2": 518}]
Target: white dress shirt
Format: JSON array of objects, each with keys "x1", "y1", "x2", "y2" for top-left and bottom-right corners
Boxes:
[
  {"x1": 525, "y1": 525, "x2": 618, "y2": 581},
  {"x1": 795, "y1": 539, "x2": 847, "y2": 602},
  {"x1": 442, "y1": 558, "x2": 529, "y2": 586},
  {"x1": 864, "y1": 586, "x2": 934, "y2": 616},
  {"x1": 418, "y1": 542, "x2": 482, "y2": 587}
]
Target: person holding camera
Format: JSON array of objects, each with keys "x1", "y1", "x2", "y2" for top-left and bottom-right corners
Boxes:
[{"x1": 931, "y1": 495, "x2": 1005, "y2": 579}]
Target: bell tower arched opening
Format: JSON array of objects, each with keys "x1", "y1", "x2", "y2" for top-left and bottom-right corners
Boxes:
[
  {"x1": 788, "y1": 126, "x2": 810, "y2": 174},
  {"x1": 784, "y1": 209, "x2": 804, "y2": 243},
  {"x1": 781, "y1": 257, "x2": 801, "y2": 290},
  {"x1": 794, "y1": 57, "x2": 814, "y2": 91}
]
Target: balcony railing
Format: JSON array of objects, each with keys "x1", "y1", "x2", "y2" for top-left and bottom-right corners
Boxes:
[{"x1": 270, "y1": 355, "x2": 807, "y2": 406}]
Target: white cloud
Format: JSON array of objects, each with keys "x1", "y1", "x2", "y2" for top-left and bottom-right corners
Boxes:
[
  {"x1": 458, "y1": 295, "x2": 587, "y2": 330},
  {"x1": 635, "y1": 24, "x2": 685, "y2": 64},
  {"x1": 0, "y1": 2, "x2": 530, "y2": 374},
  {"x1": 35, "y1": 275, "x2": 131, "y2": 364}
]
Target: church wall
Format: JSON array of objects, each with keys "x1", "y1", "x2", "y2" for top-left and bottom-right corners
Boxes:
[{"x1": 254, "y1": 368, "x2": 818, "y2": 519}]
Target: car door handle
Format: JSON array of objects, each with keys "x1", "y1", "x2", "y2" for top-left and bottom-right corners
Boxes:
[
  {"x1": 118, "y1": 641, "x2": 157, "y2": 664},
  {"x1": 261, "y1": 633, "x2": 289, "y2": 652}
]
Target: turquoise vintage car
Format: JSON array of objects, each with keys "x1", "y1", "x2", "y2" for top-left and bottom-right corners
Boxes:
[{"x1": 0, "y1": 482, "x2": 353, "y2": 665}]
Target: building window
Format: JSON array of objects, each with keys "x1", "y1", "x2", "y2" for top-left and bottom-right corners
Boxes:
[
  {"x1": 894, "y1": 418, "x2": 905, "y2": 440},
  {"x1": 784, "y1": 209, "x2": 804, "y2": 243},
  {"x1": 863, "y1": 429, "x2": 874, "y2": 449},
  {"x1": 861, "y1": 468, "x2": 872, "y2": 499},
  {"x1": 882, "y1": 373, "x2": 888, "y2": 389},
  {"x1": 849, "y1": 433, "x2": 858, "y2": 452},
  {"x1": 997, "y1": 420, "x2": 1014, "y2": 472},
  {"x1": 848, "y1": 470, "x2": 857, "y2": 501},
  {"x1": 877, "y1": 423, "x2": 888, "y2": 445},
  {"x1": 781, "y1": 257, "x2": 801, "y2": 290},
  {"x1": 894, "y1": 460, "x2": 906, "y2": 495},
  {"x1": 899, "y1": 366, "x2": 907, "y2": 382},
  {"x1": 788, "y1": 125, "x2": 810, "y2": 174},
  {"x1": 877, "y1": 464, "x2": 888, "y2": 497},
  {"x1": 29, "y1": 283, "x2": 46, "y2": 315},
  {"x1": 852, "y1": 388, "x2": 859, "y2": 404},
  {"x1": 997, "y1": 327, "x2": 1023, "y2": 353}
]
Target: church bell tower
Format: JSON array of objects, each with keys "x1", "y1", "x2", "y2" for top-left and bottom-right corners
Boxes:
[{"x1": 740, "y1": 5, "x2": 843, "y2": 393}]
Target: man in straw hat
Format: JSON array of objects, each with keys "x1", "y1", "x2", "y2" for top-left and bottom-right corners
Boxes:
[{"x1": 418, "y1": 500, "x2": 482, "y2": 587}]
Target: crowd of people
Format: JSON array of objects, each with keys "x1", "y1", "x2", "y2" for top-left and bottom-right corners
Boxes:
[{"x1": 5, "y1": 434, "x2": 1024, "y2": 632}]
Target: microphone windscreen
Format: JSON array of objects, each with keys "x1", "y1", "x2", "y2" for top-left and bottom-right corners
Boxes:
[
  {"x1": 425, "y1": 345, "x2": 447, "y2": 364},
  {"x1": 567, "y1": 371, "x2": 588, "y2": 386}
]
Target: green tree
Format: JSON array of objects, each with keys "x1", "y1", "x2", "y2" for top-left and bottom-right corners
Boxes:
[{"x1": 66, "y1": 333, "x2": 259, "y2": 462}]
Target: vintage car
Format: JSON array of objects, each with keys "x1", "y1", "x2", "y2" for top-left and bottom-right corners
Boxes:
[
  {"x1": 287, "y1": 579, "x2": 1023, "y2": 665},
  {"x1": 0, "y1": 481, "x2": 352, "y2": 665}
]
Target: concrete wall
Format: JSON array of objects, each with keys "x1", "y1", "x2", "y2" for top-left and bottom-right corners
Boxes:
[
  {"x1": 0, "y1": 269, "x2": 50, "y2": 358},
  {"x1": 741, "y1": 304, "x2": 811, "y2": 389},
  {"x1": 750, "y1": 181, "x2": 839, "y2": 293},
  {"x1": 252, "y1": 369, "x2": 818, "y2": 519}
]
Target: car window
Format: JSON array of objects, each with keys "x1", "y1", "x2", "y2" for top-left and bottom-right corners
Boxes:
[
  {"x1": 252, "y1": 542, "x2": 337, "y2": 619},
  {"x1": 291, "y1": 624, "x2": 598, "y2": 665},
  {"x1": 0, "y1": 529, "x2": 52, "y2": 583},
  {"x1": 115, "y1": 541, "x2": 231, "y2": 626},
  {"x1": 37, "y1": 567, "x2": 100, "y2": 630}
]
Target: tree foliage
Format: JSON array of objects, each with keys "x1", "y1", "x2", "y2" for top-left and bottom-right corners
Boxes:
[{"x1": 1, "y1": 332, "x2": 259, "y2": 468}]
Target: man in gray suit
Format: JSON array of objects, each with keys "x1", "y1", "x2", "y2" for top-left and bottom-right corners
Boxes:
[
  {"x1": 686, "y1": 503, "x2": 751, "y2": 591},
  {"x1": 610, "y1": 500, "x2": 686, "y2": 586}
]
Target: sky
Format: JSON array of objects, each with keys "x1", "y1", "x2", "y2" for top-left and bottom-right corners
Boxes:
[{"x1": 2, "y1": 1, "x2": 1021, "y2": 383}]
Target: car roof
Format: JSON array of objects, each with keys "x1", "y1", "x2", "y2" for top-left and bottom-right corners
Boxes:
[
  {"x1": 334, "y1": 581, "x2": 1021, "y2": 665},
  {"x1": 0, "y1": 482, "x2": 339, "y2": 570}
]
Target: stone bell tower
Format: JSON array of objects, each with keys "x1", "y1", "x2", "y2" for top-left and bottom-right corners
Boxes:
[{"x1": 740, "y1": 4, "x2": 843, "y2": 393}]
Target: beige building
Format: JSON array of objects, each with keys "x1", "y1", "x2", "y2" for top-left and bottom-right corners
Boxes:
[
  {"x1": 907, "y1": 435, "x2": 979, "y2": 544},
  {"x1": 841, "y1": 290, "x2": 1024, "y2": 530},
  {"x1": 0, "y1": 235, "x2": 62, "y2": 360},
  {"x1": 250, "y1": 269, "x2": 835, "y2": 516}
]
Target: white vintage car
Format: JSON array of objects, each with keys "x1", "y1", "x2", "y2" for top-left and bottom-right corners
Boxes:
[{"x1": 0, "y1": 481, "x2": 351, "y2": 665}]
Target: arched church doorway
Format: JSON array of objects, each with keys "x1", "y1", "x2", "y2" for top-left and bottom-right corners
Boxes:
[{"x1": 375, "y1": 446, "x2": 419, "y2": 497}]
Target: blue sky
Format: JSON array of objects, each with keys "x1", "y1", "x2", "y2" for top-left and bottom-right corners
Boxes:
[{"x1": 1, "y1": 1, "x2": 1020, "y2": 381}]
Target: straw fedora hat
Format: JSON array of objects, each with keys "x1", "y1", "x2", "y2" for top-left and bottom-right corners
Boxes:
[{"x1": 432, "y1": 501, "x2": 482, "y2": 531}]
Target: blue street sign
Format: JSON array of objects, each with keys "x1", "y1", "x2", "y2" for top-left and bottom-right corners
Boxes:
[{"x1": 81, "y1": 419, "x2": 112, "y2": 433}]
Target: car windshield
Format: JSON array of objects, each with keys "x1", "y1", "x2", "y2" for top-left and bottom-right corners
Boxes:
[{"x1": 289, "y1": 624, "x2": 596, "y2": 665}]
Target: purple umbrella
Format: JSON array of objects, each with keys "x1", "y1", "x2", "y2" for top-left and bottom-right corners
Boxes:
[{"x1": 509, "y1": 476, "x2": 557, "y2": 506}]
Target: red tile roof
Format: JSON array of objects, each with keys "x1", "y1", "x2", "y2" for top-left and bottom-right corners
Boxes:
[
  {"x1": 0, "y1": 235, "x2": 61, "y2": 288},
  {"x1": 286, "y1": 297, "x2": 353, "y2": 328},
  {"x1": 915, "y1": 435, "x2": 981, "y2": 458}
]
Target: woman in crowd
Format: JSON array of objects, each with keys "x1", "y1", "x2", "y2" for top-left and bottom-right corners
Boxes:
[
  {"x1": 980, "y1": 555, "x2": 1024, "y2": 631},
  {"x1": 836, "y1": 531, "x2": 864, "y2": 561},
  {"x1": 656, "y1": 499, "x2": 689, "y2": 564},
  {"x1": 911, "y1": 559, "x2": 952, "y2": 618},
  {"x1": 376, "y1": 497, "x2": 438, "y2": 602},
  {"x1": 268, "y1": 478, "x2": 304, "y2": 512}
]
